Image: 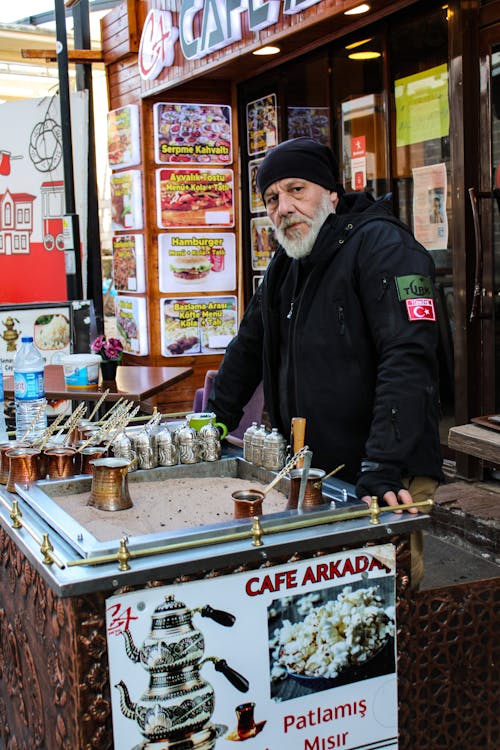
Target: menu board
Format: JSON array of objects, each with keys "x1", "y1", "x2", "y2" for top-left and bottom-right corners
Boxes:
[
  {"x1": 158, "y1": 232, "x2": 236, "y2": 293},
  {"x1": 249, "y1": 158, "x2": 265, "y2": 214},
  {"x1": 110, "y1": 170, "x2": 143, "y2": 231},
  {"x1": 112, "y1": 234, "x2": 146, "y2": 293},
  {"x1": 156, "y1": 168, "x2": 234, "y2": 228},
  {"x1": 0, "y1": 303, "x2": 71, "y2": 373},
  {"x1": 114, "y1": 295, "x2": 149, "y2": 356},
  {"x1": 160, "y1": 295, "x2": 237, "y2": 356},
  {"x1": 107, "y1": 104, "x2": 141, "y2": 169},
  {"x1": 153, "y1": 103, "x2": 232, "y2": 165},
  {"x1": 287, "y1": 106, "x2": 331, "y2": 145},
  {"x1": 247, "y1": 94, "x2": 278, "y2": 155},
  {"x1": 251, "y1": 217, "x2": 278, "y2": 271}
]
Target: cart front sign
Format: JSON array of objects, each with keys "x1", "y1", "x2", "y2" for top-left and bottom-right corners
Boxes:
[{"x1": 106, "y1": 543, "x2": 398, "y2": 749}]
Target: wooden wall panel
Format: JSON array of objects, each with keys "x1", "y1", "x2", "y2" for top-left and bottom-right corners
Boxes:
[{"x1": 101, "y1": 0, "x2": 138, "y2": 64}]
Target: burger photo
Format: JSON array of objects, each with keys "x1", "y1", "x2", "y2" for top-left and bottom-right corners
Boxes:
[{"x1": 169, "y1": 254, "x2": 212, "y2": 281}]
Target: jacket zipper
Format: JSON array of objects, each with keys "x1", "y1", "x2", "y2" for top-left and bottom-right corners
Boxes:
[
  {"x1": 391, "y1": 406, "x2": 401, "y2": 440},
  {"x1": 338, "y1": 304, "x2": 345, "y2": 335},
  {"x1": 377, "y1": 275, "x2": 390, "y2": 301},
  {"x1": 290, "y1": 272, "x2": 313, "y2": 413}
]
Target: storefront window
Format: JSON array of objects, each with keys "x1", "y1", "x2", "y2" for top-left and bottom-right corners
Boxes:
[
  {"x1": 284, "y1": 54, "x2": 331, "y2": 147},
  {"x1": 238, "y1": 1, "x2": 452, "y2": 441},
  {"x1": 389, "y1": 5, "x2": 454, "y2": 424},
  {"x1": 491, "y1": 47, "x2": 500, "y2": 408},
  {"x1": 330, "y1": 34, "x2": 387, "y2": 197}
]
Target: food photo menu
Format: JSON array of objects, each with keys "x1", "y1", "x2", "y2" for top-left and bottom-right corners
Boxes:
[
  {"x1": 251, "y1": 217, "x2": 278, "y2": 271},
  {"x1": 112, "y1": 234, "x2": 146, "y2": 293},
  {"x1": 153, "y1": 102, "x2": 232, "y2": 165},
  {"x1": 156, "y1": 167, "x2": 234, "y2": 229},
  {"x1": 160, "y1": 296, "x2": 237, "y2": 357},
  {"x1": 247, "y1": 94, "x2": 278, "y2": 155},
  {"x1": 110, "y1": 170, "x2": 143, "y2": 231},
  {"x1": 107, "y1": 104, "x2": 141, "y2": 169},
  {"x1": 153, "y1": 102, "x2": 238, "y2": 359},
  {"x1": 158, "y1": 232, "x2": 236, "y2": 294},
  {"x1": 248, "y1": 158, "x2": 265, "y2": 214},
  {"x1": 114, "y1": 295, "x2": 149, "y2": 356}
]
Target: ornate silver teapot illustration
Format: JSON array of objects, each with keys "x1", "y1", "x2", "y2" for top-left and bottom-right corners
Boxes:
[{"x1": 115, "y1": 594, "x2": 249, "y2": 748}]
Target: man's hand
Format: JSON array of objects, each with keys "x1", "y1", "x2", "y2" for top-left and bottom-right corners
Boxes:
[{"x1": 361, "y1": 488, "x2": 418, "y2": 514}]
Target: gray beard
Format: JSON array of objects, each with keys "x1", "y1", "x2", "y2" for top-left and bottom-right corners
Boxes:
[{"x1": 275, "y1": 194, "x2": 335, "y2": 259}]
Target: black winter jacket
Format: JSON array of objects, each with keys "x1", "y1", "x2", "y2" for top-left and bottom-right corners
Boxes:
[{"x1": 208, "y1": 194, "x2": 443, "y2": 490}]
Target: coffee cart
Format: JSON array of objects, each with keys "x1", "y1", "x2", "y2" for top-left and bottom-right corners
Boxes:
[{"x1": 0, "y1": 451, "x2": 432, "y2": 750}]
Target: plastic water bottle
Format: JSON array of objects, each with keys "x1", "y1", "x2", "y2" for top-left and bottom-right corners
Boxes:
[
  {"x1": 0, "y1": 366, "x2": 9, "y2": 443},
  {"x1": 13, "y1": 336, "x2": 47, "y2": 442}
]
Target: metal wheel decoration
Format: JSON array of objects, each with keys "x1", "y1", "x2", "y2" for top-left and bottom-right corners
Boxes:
[{"x1": 29, "y1": 118, "x2": 63, "y2": 173}]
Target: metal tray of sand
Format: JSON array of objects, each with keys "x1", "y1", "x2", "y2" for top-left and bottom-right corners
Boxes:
[{"x1": 13, "y1": 454, "x2": 358, "y2": 560}]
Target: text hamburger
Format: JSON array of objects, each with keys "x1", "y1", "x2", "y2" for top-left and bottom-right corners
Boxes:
[{"x1": 169, "y1": 255, "x2": 212, "y2": 280}]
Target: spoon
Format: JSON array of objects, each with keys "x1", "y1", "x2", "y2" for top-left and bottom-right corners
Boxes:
[
  {"x1": 313, "y1": 463, "x2": 346, "y2": 489},
  {"x1": 297, "y1": 450, "x2": 313, "y2": 512},
  {"x1": 247, "y1": 445, "x2": 311, "y2": 499}
]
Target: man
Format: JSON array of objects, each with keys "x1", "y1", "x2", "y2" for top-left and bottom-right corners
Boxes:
[{"x1": 208, "y1": 138, "x2": 442, "y2": 568}]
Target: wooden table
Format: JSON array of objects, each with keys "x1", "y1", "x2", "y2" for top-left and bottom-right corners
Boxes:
[{"x1": 3, "y1": 364, "x2": 193, "y2": 412}]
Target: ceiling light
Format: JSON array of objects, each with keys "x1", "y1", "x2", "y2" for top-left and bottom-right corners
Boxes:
[
  {"x1": 348, "y1": 51, "x2": 381, "y2": 60},
  {"x1": 344, "y1": 4, "x2": 371, "y2": 15},
  {"x1": 345, "y1": 38, "x2": 373, "y2": 50},
  {"x1": 253, "y1": 46, "x2": 280, "y2": 56}
]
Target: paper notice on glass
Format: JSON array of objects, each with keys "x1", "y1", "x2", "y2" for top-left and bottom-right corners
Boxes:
[
  {"x1": 351, "y1": 156, "x2": 367, "y2": 191},
  {"x1": 412, "y1": 163, "x2": 448, "y2": 251}
]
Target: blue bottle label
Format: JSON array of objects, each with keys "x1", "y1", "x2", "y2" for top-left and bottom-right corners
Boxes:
[{"x1": 14, "y1": 371, "x2": 44, "y2": 400}]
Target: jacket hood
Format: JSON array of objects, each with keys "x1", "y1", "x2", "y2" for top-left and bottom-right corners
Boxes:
[{"x1": 336, "y1": 190, "x2": 376, "y2": 214}]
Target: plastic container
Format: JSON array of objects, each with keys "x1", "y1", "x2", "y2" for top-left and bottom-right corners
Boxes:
[
  {"x1": 13, "y1": 336, "x2": 47, "y2": 442},
  {"x1": 60, "y1": 354, "x2": 101, "y2": 389}
]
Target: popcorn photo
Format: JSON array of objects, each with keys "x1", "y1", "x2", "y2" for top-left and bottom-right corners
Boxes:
[{"x1": 268, "y1": 578, "x2": 395, "y2": 699}]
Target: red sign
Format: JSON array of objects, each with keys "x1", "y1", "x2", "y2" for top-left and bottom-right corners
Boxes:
[{"x1": 351, "y1": 135, "x2": 366, "y2": 158}]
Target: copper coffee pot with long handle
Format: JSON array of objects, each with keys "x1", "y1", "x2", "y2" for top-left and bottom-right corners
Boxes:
[{"x1": 232, "y1": 445, "x2": 310, "y2": 518}]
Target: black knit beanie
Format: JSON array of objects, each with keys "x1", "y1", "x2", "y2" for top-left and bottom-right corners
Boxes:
[{"x1": 256, "y1": 137, "x2": 339, "y2": 197}]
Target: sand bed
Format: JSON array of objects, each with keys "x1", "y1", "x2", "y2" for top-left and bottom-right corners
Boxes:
[{"x1": 54, "y1": 476, "x2": 288, "y2": 542}]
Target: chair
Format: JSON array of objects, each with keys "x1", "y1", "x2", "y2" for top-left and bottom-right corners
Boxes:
[{"x1": 193, "y1": 369, "x2": 264, "y2": 448}]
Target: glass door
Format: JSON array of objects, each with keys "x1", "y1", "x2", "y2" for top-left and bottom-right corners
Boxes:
[{"x1": 475, "y1": 25, "x2": 500, "y2": 416}]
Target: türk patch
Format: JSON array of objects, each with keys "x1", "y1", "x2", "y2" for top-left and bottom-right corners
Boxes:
[
  {"x1": 395, "y1": 274, "x2": 433, "y2": 301},
  {"x1": 406, "y1": 298, "x2": 436, "y2": 322}
]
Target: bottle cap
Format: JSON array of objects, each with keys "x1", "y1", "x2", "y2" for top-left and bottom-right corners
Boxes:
[{"x1": 21, "y1": 336, "x2": 33, "y2": 342}]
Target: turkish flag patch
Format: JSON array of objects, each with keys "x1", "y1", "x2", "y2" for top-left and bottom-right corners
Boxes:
[{"x1": 405, "y1": 298, "x2": 436, "y2": 321}]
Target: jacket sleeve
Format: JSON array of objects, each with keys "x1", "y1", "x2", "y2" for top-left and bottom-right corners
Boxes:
[
  {"x1": 353, "y1": 220, "x2": 441, "y2": 494},
  {"x1": 206, "y1": 284, "x2": 265, "y2": 432}
]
